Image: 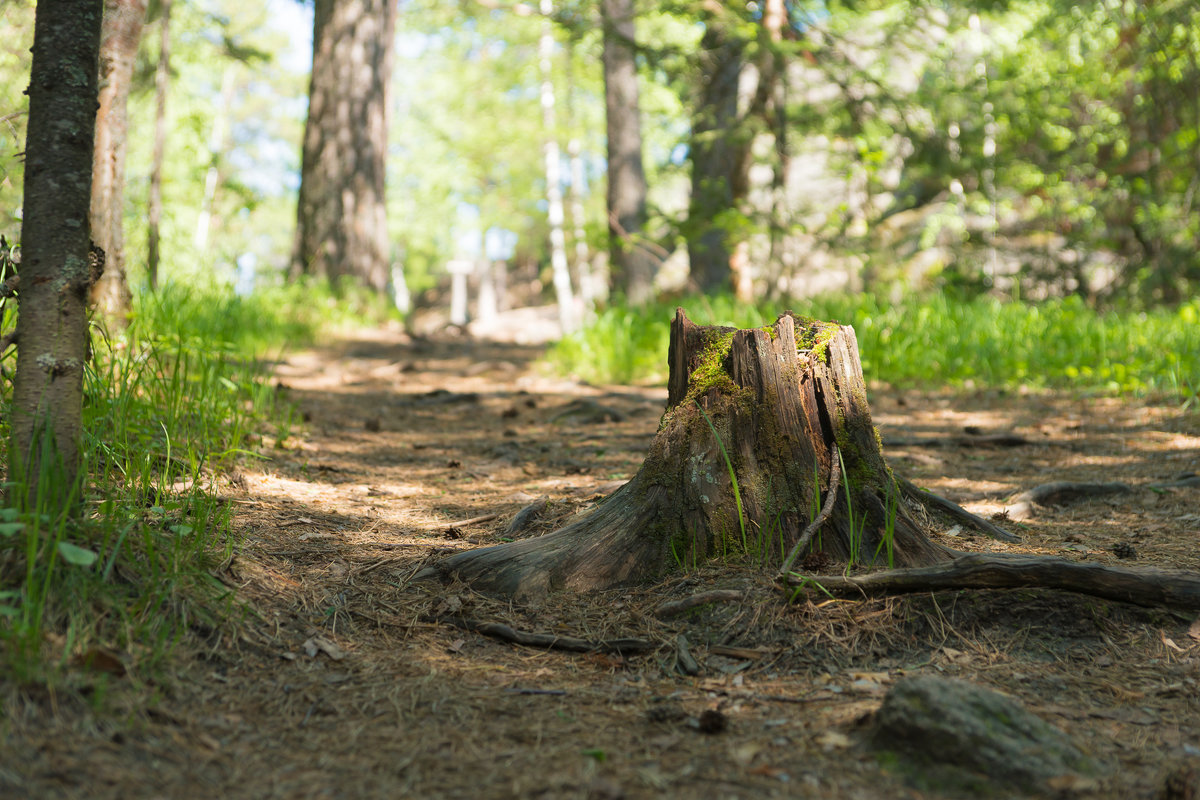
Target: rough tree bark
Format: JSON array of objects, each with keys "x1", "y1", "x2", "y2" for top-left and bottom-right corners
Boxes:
[
  {"x1": 686, "y1": 17, "x2": 745, "y2": 296},
  {"x1": 291, "y1": 0, "x2": 397, "y2": 292},
  {"x1": 10, "y1": 0, "x2": 103, "y2": 507},
  {"x1": 433, "y1": 309, "x2": 950, "y2": 598},
  {"x1": 601, "y1": 0, "x2": 655, "y2": 305},
  {"x1": 89, "y1": 0, "x2": 147, "y2": 324}
]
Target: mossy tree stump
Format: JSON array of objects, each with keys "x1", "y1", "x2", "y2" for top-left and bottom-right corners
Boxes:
[{"x1": 434, "y1": 309, "x2": 949, "y2": 598}]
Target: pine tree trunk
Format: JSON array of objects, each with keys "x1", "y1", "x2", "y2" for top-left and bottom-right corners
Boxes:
[
  {"x1": 601, "y1": 0, "x2": 654, "y2": 305},
  {"x1": 89, "y1": 0, "x2": 147, "y2": 324},
  {"x1": 291, "y1": 0, "x2": 397, "y2": 292},
  {"x1": 434, "y1": 309, "x2": 949, "y2": 599},
  {"x1": 686, "y1": 17, "x2": 746, "y2": 295},
  {"x1": 11, "y1": 0, "x2": 103, "y2": 508}
]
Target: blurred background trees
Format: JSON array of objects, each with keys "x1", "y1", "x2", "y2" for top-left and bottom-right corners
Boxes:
[{"x1": 0, "y1": 0, "x2": 1197, "y2": 319}]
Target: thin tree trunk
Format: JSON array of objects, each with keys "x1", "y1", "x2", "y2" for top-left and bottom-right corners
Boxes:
[
  {"x1": 292, "y1": 0, "x2": 397, "y2": 292},
  {"x1": 146, "y1": 0, "x2": 170, "y2": 291},
  {"x1": 565, "y1": 39, "x2": 596, "y2": 309},
  {"x1": 567, "y1": 137, "x2": 596, "y2": 308},
  {"x1": 194, "y1": 64, "x2": 236, "y2": 251},
  {"x1": 601, "y1": 0, "x2": 654, "y2": 305},
  {"x1": 538, "y1": 0, "x2": 576, "y2": 333},
  {"x1": 89, "y1": 0, "x2": 147, "y2": 324},
  {"x1": 11, "y1": 0, "x2": 103, "y2": 508}
]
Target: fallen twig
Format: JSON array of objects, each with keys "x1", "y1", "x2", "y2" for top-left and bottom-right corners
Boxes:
[
  {"x1": 709, "y1": 645, "x2": 769, "y2": 660},
  {"x1": 654, "y1": 589, "x2": 744, "y2": 619},
  {"x1": 779, "y1": 447, "x2": 842, "y2": 576},
  {"x1": 426, "y1": 615, "x2": 656, "y2": 655},
  {"x1": 429, "y1": 512, "x2": 501, "y2": 530},
  {"x1": 675, "y1": 634, "x2": 699, "y2": 675},
  {"x1": 897, "y1": 476, "x2": 1019, "y2": 543},
  {"x1": 1004, "y1": 481, "x2": 1133, "y2": 521},
  {"x1": 780, "y1": 553, "x2": 1200, "y2": 609}
]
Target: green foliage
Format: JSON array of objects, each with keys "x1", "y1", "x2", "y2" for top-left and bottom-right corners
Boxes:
[
  {"x1": 544, "y1": 292, "x2": 1200, "y2": 402},
  {"x1": 0, "y1": 278, "x2": 349, "y2": 681},
  {"x1": 805, "y1": 0, "x2": 1200, "y2": 300}
]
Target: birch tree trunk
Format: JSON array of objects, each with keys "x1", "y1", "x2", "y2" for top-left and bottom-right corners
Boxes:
[
  {"x1": 538, "y1": 0, "x2": 576, "y2": 334},
  {"x1": 194, "y1": 65, "x2": 236, "y2": 252}
]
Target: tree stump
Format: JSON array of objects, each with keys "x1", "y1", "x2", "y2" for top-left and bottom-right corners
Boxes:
[{"x1": 433, "y1": 309, "x2": 950, "y2": 598}]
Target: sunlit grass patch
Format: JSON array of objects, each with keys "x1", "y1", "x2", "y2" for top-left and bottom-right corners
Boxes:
[
  {"x1": 0, "y1": 277, "x2": 376, "y2": 682},
  {"x1": 545, "y1": 292, "x2": 1200, "y2": 402}
]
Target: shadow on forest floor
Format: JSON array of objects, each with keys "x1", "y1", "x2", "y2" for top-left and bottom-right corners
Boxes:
[{"x1": 3, "y1": 322, "x2": 1199, "y2": 799}]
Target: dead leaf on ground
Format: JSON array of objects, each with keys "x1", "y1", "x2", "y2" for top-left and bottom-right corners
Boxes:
[
  {"x1": 1161, "y1": 632, "x2": 1188, "y2": 653},
  {"x1": 71, "y1": 647, "x2": 127, "y2": 677},
  {"x1": 302, "y1": 635, "x2": 346, "y2": 661},
  {"x1": 815, "y1": 731, "x2": 852, "y2": 750}
]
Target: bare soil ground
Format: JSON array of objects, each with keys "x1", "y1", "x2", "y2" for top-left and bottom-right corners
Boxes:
[{"x1": 4, "y1": 321, "x2": 1200, "y2": 799}]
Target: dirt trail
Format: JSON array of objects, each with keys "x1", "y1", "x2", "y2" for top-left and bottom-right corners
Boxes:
[{"x1": 4, "y1": 322, "x2": 1200, "y2": 799}]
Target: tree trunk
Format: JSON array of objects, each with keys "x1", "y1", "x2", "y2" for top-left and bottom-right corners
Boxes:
[
  {"x1": 601, "y1": 0, "x2": 654, "y2": 305},
  {"x1": 146, "y1": 0, "x2": 170, "y2": 291},
  {"x1": 194, "y1": 65, "x2": 236, "y2": 252},
  {"x1": 686, "y1": 16, "x2": 747, "y2": 295},
  {"x1": 537, "y1": 0, "x2": 576, "y2": 334},
  {"x1": 433, "y1": 309, "x2": 949, "y2": 598},
  {"x1": 89, "y1": 0, "x2": 146, "y2": 325},
  {"x1": 11, "y1": 0, "x2": 103, "y2": 508},
  {"x1": 291, "y1": 0, "x2": 397, "y2": 292}
]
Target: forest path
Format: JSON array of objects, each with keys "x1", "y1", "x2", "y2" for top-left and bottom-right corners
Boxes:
[{"x1": 6, "y1": 321, "x2": 1200, "y2": 799}]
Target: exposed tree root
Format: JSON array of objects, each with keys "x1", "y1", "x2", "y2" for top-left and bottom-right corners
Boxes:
[
  {"x1": 885, "y1": 433, "x2": 1034, "y2": 448},
  {"x1": 1005, "y1": 481, "x2": 1134, "y2": 520},
  {"x1": 1150, "y1": 474, "x2": 1200, "y2": 490},
  {"x1": 426, "y1": 615, "x2": 656, "y2": 655},
  {"x1": 896, "y1": 476, "x2": 1019, "y2": 543},
  {"x1": 502, "y1": 496, "x2": 549, "y2": 538},
  {"x1": 781, "y1": 553, "x2": 1200, "y2": 609}
]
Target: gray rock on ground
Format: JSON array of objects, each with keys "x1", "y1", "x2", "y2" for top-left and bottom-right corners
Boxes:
[{"x1": 871, "y1": 674, "x2": 1099, "y2": 795}]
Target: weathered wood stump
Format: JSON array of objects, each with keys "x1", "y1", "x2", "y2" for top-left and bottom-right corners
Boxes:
[{"x1": 431, "y1": 309, "x2": 950, "y2": 598}]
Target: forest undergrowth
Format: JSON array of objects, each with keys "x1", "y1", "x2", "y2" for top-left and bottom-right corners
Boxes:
[
  {"x1": 0, "y1": 289, "x2": 1198, "y2": 798},
  {"x1": 0, "y1": 278, "x2": 396, "y2": 680}
]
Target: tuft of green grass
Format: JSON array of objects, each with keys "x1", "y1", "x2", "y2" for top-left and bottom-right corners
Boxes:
[
  {"x1": 544, "y1": 292, "x2": 1200, "y2": 402},
  {"x1": 0, "y1": 276, "x2": 373, "y2": 682}
]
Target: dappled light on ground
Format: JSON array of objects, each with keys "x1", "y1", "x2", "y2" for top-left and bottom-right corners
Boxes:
[{"x1": 3, "y1": 325, "x2": 1198, "y2": 799}]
